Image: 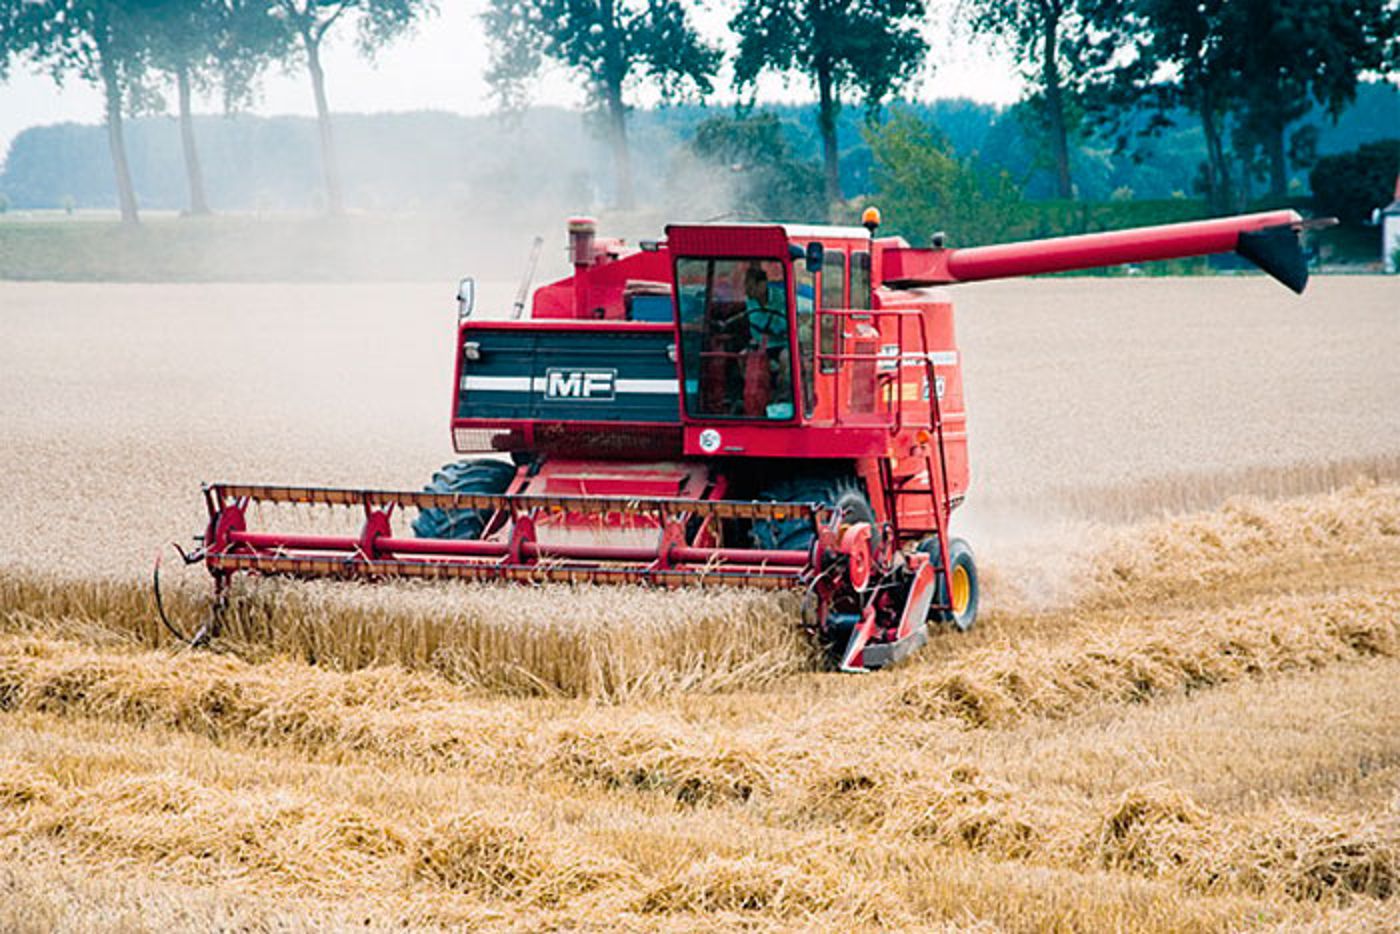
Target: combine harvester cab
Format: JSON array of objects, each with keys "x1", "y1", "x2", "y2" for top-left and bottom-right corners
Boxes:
[{"x1": 169, "y1": 210, "x2": 1319, "y2": 671}]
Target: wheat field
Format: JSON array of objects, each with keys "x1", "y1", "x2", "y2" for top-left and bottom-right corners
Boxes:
[{"x1": 0, "y1": 276, "x2": 1397, "y2": 931}]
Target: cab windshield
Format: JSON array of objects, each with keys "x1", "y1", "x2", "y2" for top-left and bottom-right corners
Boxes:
[{"x1": 675, "y1": 257, "x2": 794, "y2": 420}]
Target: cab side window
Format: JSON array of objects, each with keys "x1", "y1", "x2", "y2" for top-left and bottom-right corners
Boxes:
[
  {"x1": 821, "y1": 251, "x2": 846, "y2": 307},
  {"x1": 819, "y1": 250, "x2": 846, "y2": 374},
  {"x1": 795, "y1": 261, "x2": 817, "y2": 417},
  {"x1": 850, "y1": 251, "x2": 871, "y2": 310}
]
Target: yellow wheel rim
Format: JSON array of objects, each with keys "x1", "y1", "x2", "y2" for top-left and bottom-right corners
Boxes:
[{"x1": 950, "y1": 565, "x2": 971, "y2": 616}]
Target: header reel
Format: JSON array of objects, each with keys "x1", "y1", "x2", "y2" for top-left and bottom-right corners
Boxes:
[{"x1": 156, "y1": 481, "x2": 946, "y2": 671}]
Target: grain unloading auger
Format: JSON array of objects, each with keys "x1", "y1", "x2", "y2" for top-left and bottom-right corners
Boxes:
[{"x1": 163, "y1": 209, "x2": 1318, "y2": 670}]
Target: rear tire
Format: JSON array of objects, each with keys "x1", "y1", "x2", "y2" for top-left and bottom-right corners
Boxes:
[
  {"x1": 748, "y1": 474, "x2": 877, "y2": 552},
  {"x1": 412, "y1": 459, "x2": 517, "y2": 540},
  {"x1": 918, "y1": 536, "x2": 978, "y2": 631},
  {"x1": 749, "y1": 473, "x2": 877, "y2": 662}
]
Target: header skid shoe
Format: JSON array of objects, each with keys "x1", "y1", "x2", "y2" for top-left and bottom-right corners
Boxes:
[{"x1": 181, "y1": 482, "x2": 932, "y2": 670}]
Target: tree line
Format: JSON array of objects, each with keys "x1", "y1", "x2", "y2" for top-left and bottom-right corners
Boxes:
[
  {"x1": 0, "y1": 0, "x2": 430, "y2": 222},
  {"x1": 3, "y1": 92, "x2": 1390, "y2": 212},
  {"x1": 2, "y1": 0, "x2": 1395, "y2": 226}
]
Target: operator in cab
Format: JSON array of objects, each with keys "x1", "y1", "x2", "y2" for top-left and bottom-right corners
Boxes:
[
  {"x1": 743, "y1": 264, "x2": 787, "y2": 351},
  {"x1": 742, "y1": 262, "x2": 792, "y2": 418}
]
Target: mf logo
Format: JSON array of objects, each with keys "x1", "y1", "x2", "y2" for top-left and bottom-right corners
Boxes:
[{"x1": 544, "y1": 368, "x2": 616, "y2": 401}]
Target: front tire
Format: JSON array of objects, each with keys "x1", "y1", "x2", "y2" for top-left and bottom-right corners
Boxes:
[
  {"x1": 412, "y1": 459, "x2": 517, "y2": 540},
  {"x1": 919, "y1": 536, "x2": 978, "y2": 631}
]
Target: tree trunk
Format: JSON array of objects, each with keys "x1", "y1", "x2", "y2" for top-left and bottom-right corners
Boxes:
[
  {"x1": 815, "y1": 60, "x2": 840, "y2": 219},
  {"x1": 1041, "y1": 6, "x2": 1073, "y2": 199},
  {"x1": 304, "y1": 33, "x2": 343, "y2": 215},
  {"x1": 597, "y1": 0, "x2": 633, "y2": 210},
  {"x1": 1198, "y1": 92, "x2": 1233, "y2": 213},
  {"x1": 604, "y1": 79, "x2": 634, "y2": 210},
  {"x1": 176, "y1": 64, "x2": 211, "y2": 215},
  {"x1": 99, "y1": 50, "x2": 140, "y2": 225}
]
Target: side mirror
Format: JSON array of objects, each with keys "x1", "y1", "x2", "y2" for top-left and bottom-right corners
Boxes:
[
  {"x1": 456, "y1": 276, "x2": 476, "y2": 319},
  {"x1": 805, "y1": 241, "x2": 824, "y2": 274}
]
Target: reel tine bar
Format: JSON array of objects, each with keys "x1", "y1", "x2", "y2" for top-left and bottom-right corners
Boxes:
[
  {"x1": 208, "y1": 482, "x2": 827, "y2": 523},
  {"x1": 202, "y1": 482, "x2": 833, "y2": 589}
]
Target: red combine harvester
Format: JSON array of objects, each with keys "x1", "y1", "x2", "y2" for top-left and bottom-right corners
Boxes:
[{"x1": 168, "y1": 209, "x2": 1314, "y2": 671}]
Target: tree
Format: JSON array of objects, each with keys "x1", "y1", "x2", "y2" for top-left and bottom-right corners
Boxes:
[
  {"x1": 1309, "y1": 139, "x2": 1400, "y2": 225},
  {"x1": 1087, "y1": 0, "x2": 1398, "y2": 209},
  {"x1": 0, "y1": 9, "x2": 12, "y2": 81},
  {"x1": 731, "y1": 0, "x2": 927, "y2": 216},
  {"x1": 965, "y1": 0, "x2": 1090, "y2": 200},
  {"x1": 0, "y1": 0, "x2": 154, "y2": 224},
  {"x1": 483, "y1": 0, "x2": 719, "y2": 210},
  {"x1": 139, "y1": 0, "x2": 288, "y2": 215},
  {"x1": 273, "y1": 0, "x2": 436, "y2": 214},
  {"x1": 1230, "y1": 0, "x2": 1397, "y2": 197},
  {"x1": 686, "y1": 112, "x2": 826, "y2": 220},
  {"x1": 867, "y1": 110, "x2": 1022, "y2": 247},
  {"x1": 1082, "y1": 0, "x2": 1246, "y2": 213}
]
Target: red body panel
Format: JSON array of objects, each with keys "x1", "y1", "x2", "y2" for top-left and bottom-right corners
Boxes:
[
  {"x1": 514, "y1": 460, "x2": 715, "y2": 533},
  {"x1": 665, "y1": 225, "x2": 792, "y2": 257},
  {"x1": 532, "y1": 249, "x2": 673, "y2": 319}
]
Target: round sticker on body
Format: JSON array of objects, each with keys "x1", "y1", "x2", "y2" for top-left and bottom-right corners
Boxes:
[{"x1": 698, "y1": 428, "x2": 722, "y2": 454}]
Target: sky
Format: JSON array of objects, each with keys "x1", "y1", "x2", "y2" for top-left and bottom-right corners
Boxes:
[{"x1": 0, "y1": 0, "x2": 1024, "y2": 156}]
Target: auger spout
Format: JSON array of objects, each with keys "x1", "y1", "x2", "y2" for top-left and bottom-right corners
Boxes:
[{"x1": 881, "y1": 210, "x2": 1318, "y2": 293}]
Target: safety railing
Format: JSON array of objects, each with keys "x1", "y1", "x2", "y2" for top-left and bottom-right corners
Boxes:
[
  {"x1": 814, "y1": 307, "x2": 941, "y2": 435},
  {"x1": 813, "y1": 307, "x2": 954, "y2": 553}
]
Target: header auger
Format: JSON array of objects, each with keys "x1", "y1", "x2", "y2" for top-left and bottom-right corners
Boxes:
[{"x1": 165, "y1": 208, "x2": 1315, "y2": 671}]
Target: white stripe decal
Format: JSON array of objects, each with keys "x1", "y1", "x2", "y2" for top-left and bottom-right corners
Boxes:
[
  {"x1": 461, "y1": 375, "x2": 677, "y2": 394},
  {"x1": 899, "y1": 351, "x2": 959, "y2": 367},
  {"x1": 461, "y1": 376, "x2": 531, "y2": 391},
  {"x1": 615, "y1": 379, "x2": 678, "y2": 394}
]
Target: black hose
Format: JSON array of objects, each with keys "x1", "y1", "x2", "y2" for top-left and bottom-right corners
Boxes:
[{"x1": 152, "y1": 543, "x2": 212, "y2": 647}]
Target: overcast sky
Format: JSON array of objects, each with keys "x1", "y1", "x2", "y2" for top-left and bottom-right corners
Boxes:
[{"x1": 0, "y1": 0, "x2": 1023, "y2": 155}]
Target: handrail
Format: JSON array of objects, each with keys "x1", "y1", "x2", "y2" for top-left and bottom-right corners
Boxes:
[
  {"x1": 810, "y1": 305, "x2": 953, "y2": 550},
  {"x1": 812, "y1": 306, "x2": 938, "y2": 434},
  {"x1": 913, "y1": 311, "x2": 954, "y2": 536}
]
